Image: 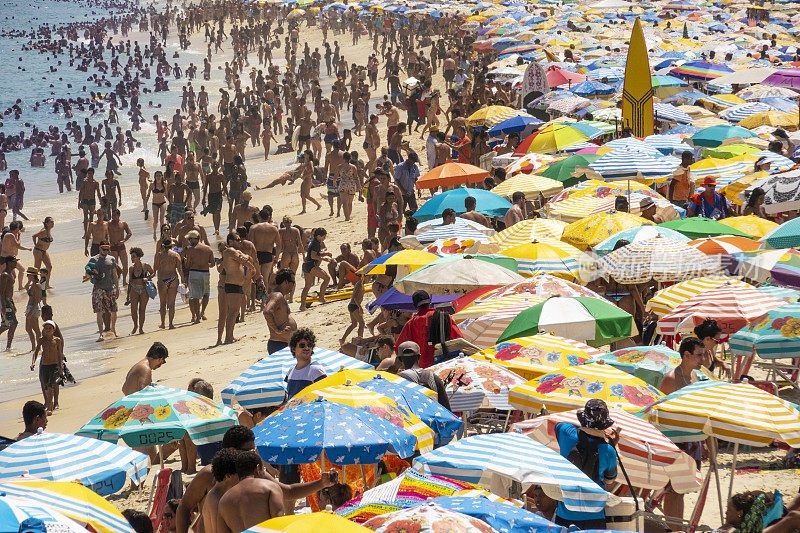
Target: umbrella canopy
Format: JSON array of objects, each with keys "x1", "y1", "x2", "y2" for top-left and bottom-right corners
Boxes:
[
  {"x1": 646, "y1": 277, "x2": 751, "y2": 317},
  {"x1": 486, "y1": 219, "x2": 568, "y2": 247},
  {"x1": 465, "y1": 106, "x2": 523, "y2": 130},
  {"x1": 514, "y1": 124, "x2": 591, "y2": 155},
  {"x1": 687, "y1": 235, "x2": 761, "y2": 255},
  {"x1": 0, "y1": 495, "x2": 88, "y2": 533},
  {"x1": 545, "y1": 66, "x2": 588, "y2": 87},
  {"x1": 358, "y1": 250, "x2": 439, "y2": 276},
  {"x1": 540, "y1": 154, "x2": 600, "y2": 185},
  {"x1": 249, "y1": 513, "x2": 368, "y2": 533},
  {"x1": 658, "y1": 217, "x2": 750, "y2": 239},
  {"x1": 413, "y1": 433, "x2": 611, "y2": 511},
  {"x1": 487, "y1": 115, "x2": 544, "y2": 136},
  {"x1": 466, "y1": 276, "x2": 602, "y2": 302},
  {"x1": 498, "y1": 240, "x2": 585, "y2": 279},
  {"x1": 689, "y1": 125, "x2": 758, "y2": 148},
  {"x1": 254, "y1": 398, "x2": 416, "y2": 465},
  {"x1": 640, "y1": 380, "x2": 800, "y2": 447},
  {"x1": 657, "y1": 284, "x2": 787, "y2": 335},
  {"x1": 669, "y1": 60, "x2": 734, "y2": 81},
  {"x1": 363, "y1": 502, "x2": 502, "y2": 533},
  {"x1": 513, "y1": 407, "x2": 701, "y2": 493},
  {"x1": 718, "y1": 215, "x2": 779, "y2": 239},
  {"x1": 738, "y1": 110, "x2": 798, "y2": 129},
  {"x1": 415, "y1": 162, "x2": 490, "y2": 190},
  {"x1": 596, "y1": 345, "x2": 704, "y2": 387},
  {"x1": 491, "y1": 174, "x2": 564, "y2": 201},
  {"x1": 762, "y1": 68, "x2": 800, "y2": 88},
  {"x1": 587, "y1": 149, "x2": 679, "y2": 183},
  {"x1": 593, "y1": 225, "x2": 690, "y2": 256},
  {"x1": 0, "y1": 432, "x2": 148, "y2": 496},
  {"x1": 598, "y1": 236, "x2": 722, "y2": 283},
  {"x1": 221, "y1": 347, "x2": 371, "y2": 409},
  {"x1": 761, "y1": 219, "x2": 800, "y2": 250},
  {"x1": 420, "y1": 496, "x2": 560, "y2": 533},
  {"x1": 741, "y1": 248, "x2": 800, "y2": 288},
  {"x1": 413, "y1": 188, "x2": 512, "y2": 222},
  {"x1": 749, "y1": 168, "x2": 800, "y2": 215},
  {"x1": 496, "y1": 296, "x2": 634, "y2": 347},
  {"x1": 730, "y1": 303, "x2": 800, "y2": 360},
  {"x1": 561, "y1": 211, "x2": 653, "y2": 250},
  {"x1": 0, "y1": 479, "x2": 136, "y2": 533},
  {"x1": 395, "y1": 255, "x2": 524, "y2": 296},
  {"x1": 509, "y1": 363, "x2": 663, "y2": 413},
  {"x1": 427, "y1": 356, "x2": 526, "y2": 412},
  {"x1": 76, "y1": 384, "x2": 237, "y2": 447},
  {"x1": 474, "y1": 333, "x2": 602, "y2": 380}
]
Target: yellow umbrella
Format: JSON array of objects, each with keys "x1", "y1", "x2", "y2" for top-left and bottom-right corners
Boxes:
[
  {"x1": 474, "y1": 333, "x2": 602, "y2": 380},
  {"x1": 718, "y1": 171, "x2": 770, "y2": 205},
  {"x1": 738, "y1": 110, "x2": 799, "y2": 130},
  {"x1": 718, "y1": 215, "x2": 779, "y2": 239},
  {"x1": 645, "y1": 277, "x2": 751, "y2": 316},
  {"x1": 518, "y1": 123, "x2": 591, "y2": 154},
  {"x1": 286, "y1": 8, "x2": 305, "y2": 18},
  {"x1": 295, "y1": 369, "x2": 436, "y2": 399},
  {"x1": 491, "y1": 174, "x2": 564, "y2": 201},
  {"x1": 487, "y1": 219, "x2": 568, "y2": 248},
  {"x1": 358, "y1": 249, "x2": 439, "y2": 275},
  {"x1": 561, "y1": 211, "x2": 653, "y2": 250},
  {"x1": 465, "y1": 105, "x2": 523, "y2": 129},
  {"x1": 254, "y1": 512, "x2": 371, "y2": 533},
  {"x1": 498, "y1": 239, "x2": 586, "y2": 279},
  {"x1": 509, "y1": 363, "x2": 664, "y2": 413}
]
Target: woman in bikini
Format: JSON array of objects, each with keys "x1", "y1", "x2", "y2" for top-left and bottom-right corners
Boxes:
[
  {"x1": 153, "y1": 236, "x2": 183, "y2": 330},
  {"x1": 147, "y1": 170, "x2": 168, "y2": 240},
  {"x1": 337, "y1": 153, "x2": 361, "y2": 221},
  {"x1": 127, "y1": 247, "x2": 154, "y2": 335},
  {"x1": 137, "y1": 158, "x2": 151, "y2": 220},
  {"x1": 215, "y1": 241, "x2": 228, "y2": 346},
  {"x1": 24, "y1": 267, "x2": 43, "y2": 353},
  {"x1": 0, "y1": 184, "x2": 8, "y2": 231},
  {"x1": 32, "y1": 217, "x2": 54, "y2": 283}
]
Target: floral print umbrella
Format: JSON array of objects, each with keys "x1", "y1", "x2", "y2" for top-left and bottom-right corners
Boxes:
[
  {"x1": 730, "y1": 303, "x2": 800, "y2": 360},
  {"x1": 509, "y1": 363, "x2": 664, "y2": 413},
  {"x1": 76, "y1": 384, "x2": 237, "y2": 447},
  {"x1": 363, "y1": 502, "x2": 499, "y2": 533},
  {"x1": 428, "y1": 356, "x2": 526, "y2": 412},
  {"x1": 596, "y1": 345, "x2": 708, "y2": 387}
]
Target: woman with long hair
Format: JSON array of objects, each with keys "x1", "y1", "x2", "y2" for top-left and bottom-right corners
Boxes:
[
  {"x1": 127, "y1": 247, "x2": 154, "y2": 335},
  {"x1": 32, "y1": 217, "x2": 54, "y2": 283}
]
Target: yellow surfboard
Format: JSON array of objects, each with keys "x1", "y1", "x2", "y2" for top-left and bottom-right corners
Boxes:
[{"x1": 622, "y1": 19, "x2": 654, "y2": 137}]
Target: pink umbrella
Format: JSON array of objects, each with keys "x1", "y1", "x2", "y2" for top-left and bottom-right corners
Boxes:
[
  {"x1": 545, "y1": 66, "x2": 587, "y2": 87},
  {"x1": 762, "y1": 69, "x2": 800, "y2": 89},
  {"x1": 575, "y1": 146, "x2": 604, "y2": 155}
]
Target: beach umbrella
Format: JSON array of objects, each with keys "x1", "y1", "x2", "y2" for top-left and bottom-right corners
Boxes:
[
  {"x1": 465, "y1": 106, "x2": 522, "y2": 130},
  {"x1": 513, "y1": 408, "x2": 701, "y2": 493},
  {"x1": 739, "y1": 110, "x2": 798, "y2": 129},
  {"x1": 424, "y1": 238, "x2": 489, "y2": 256},
  {"x1": 598, "y1": 236, "x2": 721, "y2": 284},
  {"x1": 718, "y1": 101, "x2": 775, "y2": 122},
  {"x1": 462, "y1": 276, "x2": 602, "y2": 304},
  {"x1": 687, "y1": 235, "x2": 761, "y2": 255},
  {"x1": 487, "y1": 115, "x2": 544, "y2": 136},
  {"x1": 547, "y1": 96, "x2": 593, "y2": 115},
  {"x1": 395, "y1": 255, "x2": 524, "y2": 296},
  {"x1": 593, "y1": 225, "x2": 689, "y2": 256},
  {"x1": 413, "y1": 188, "x2": 512, "y2": 223},
  {"x1": 76, "y1": 384, "x2": 236, "y2": 448},
  {"x1": 741, "y1": 87, "x2": 800, "y2": 101},
  {"x1": 363, "y1": 502, "x2": 502, "y2": 533},
  {"x1": 740, "y1": 248, "x2": 800, "y2": 288},
  {"x1": 570, "y1": 79, "x2": 615, "y2": 97},
  {"x1": 0, "y1": 479, "x2": 135, "y2": 533},
  {"x1": 761, "y1": 219, "x2": 800, "y2": 249},
  {"x1": 545, "y1": 66, "x2": 588, "y2": 87},
  {"x1": 358, "y1": 250, "x2": 439, "y2": 276},
  {"x1": 495, "y1": 296, "x2": 633, "y2": 346},
  {"x1": 596, "y1": 345, "x2": 704, "y2": 387},
  {"x1": 646, "y1": 276, "x2": 751, "y2": 317},
  {"x1": 720, "y1": 172, "x2": 772, "y2": 206},
  {"x1": 762, "y1": 68, "x2": 800, "y2": 88},
  {"x1": 658, "y1": 217, "x2": 750, "y2": 239},
  {"x1": 420, "y1": 496, "x2": 560, "y2": 533},
  {"x1": 413, "y1": 432, "x2": 611, "y2": 510},
  {"x1": 254, "y1": 398, "x2": 416, "y2": 465},
  {"x1": 491, "y1": 174, "x2": 564, "y2": 201},
  {"x1": 561, "y1": 211, "x2": 653, "y2": 250},
  {"x1": 642, "y1": 133, "x2": 692, "y2": 155},
  {"x1": 474, "y1": 333, "x2": 601, "y2": 380},
  {"x1": 513, "y1": 124, "x2": 591, "y2": 155},
  {"x1": 415, "y1": 162, "x2": 490, "y2": 190},
  {"x1": 729, "y1": 303, "x2": 800, "y2": 361},
  {"x1": 498, "y1": 240, "x2": 585, "y2": 278},
  {"x1": 640, "y1": 380, "x2": 800, "y2": 447},
  {"x1": 221, "y1": 347, "x2": 370, "y2": 409},
  {"x1": 657, "y1": 284, "x2": 786, "y2": 335},
  {"x1": 540, "y1": 154, "x2": 600, "y2": 185},
  {"x1": 367, "y1": 287, "x2": 458, "y2": 314},
  {"x1": 427, "y1": 356, "x2": 526, "y2": 412},
  {"x1": 286, "y1": 7, "x2": 305, "y2": 17},
  {"x1": 689, "y1": 125, "x2": 758, "y2": 148},
  {"x1": 486, "y1": 219, "x2": 567, "y2": 248},
  {"x1": 509, "y1": 363, "x2": 663, "y2": 413},
  {"x1": 504, "y1": 153, "x2": 562, "y2": 178},
  {"x1": 293, "y1": 369, "x2": 435, "y2": 400},
  {"x1": 414, "y1": 225, "x2": 491, "y2": 245},
  {"x1": 0, "y1": 432, "x2": 148, "y2": 496},
  {"x1": 746, "y1": 168, "x2": 800, "y2": 215},
  {"x1": 670, "y1": 61, "x2": 734, "y2": 81},
  {"x1": 418, "y1": 217, "x2": 496, "y2": 236},
  {"x1": 0, "y1": 494, "x2": 89, "y2": 533},
  {"x1": 249, "y1": 513, "x2": 368, "y2": 533}
]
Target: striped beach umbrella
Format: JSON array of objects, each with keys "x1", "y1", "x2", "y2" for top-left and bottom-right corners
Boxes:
[
  {"x1": 414, "y1": 225, "x2": 491, "y2": 245},
  {"x1": 640, "y1": 380, "x2": 800, "y2": 447},
  {"x1": 729, "y1": 303, "x2": 800, "y2": 360},
  {"x1": 0, "y1": 479, "x2": 135, "y2": 533},
  {"x1": 513, "y1": 407, "x2": 701, "y2": 492},
  {"x1": 657, "y1": 284, "x2": 787, "y2": 335},
  {"x1": 509, "y1": 363, "x2": 664, "y2": 413},
  {"x1": 642, "y1": 134, "x2": 692, "y2": 155},
  {"x1": 358, "y1": 250, "x2": 439, "y2": 276},
  {"x1": 652, "y1": 104, "x2": 693, "y2": 124},
  {"x1": 561, "y1": 211, "x2": 653, "y2": 250},
  {"x1": 587, "y1": 149, "x2": 680, "y2": 183},
  {"x1": 718, "y1": 101, "x2": 775, "y2": 122},
  {"x1": 76, "y1": 384, "x2": 237, "y2": 447},
  {"x1": 487, "y1": 219, "x2": 567, "y2": 247},
  {"x1": 474, "y1": 333, "x2": 601, "y2": 380},
  {"x1": 285, "y1": 385, "x2": 435, "y2": 453},
  {"x1": 0, "y1": 495, "x2": 87, "y2": 533},
  {"x1": 498, "y1": 240, "x2": 585, "y2": 279},
  {"x1": 469, "y1": 276, "x2": 602, "y2": 303},
  {"x1": 602, "y1": 138, "x2": 664, "y2": 157},
  {"x1": 413, "y1": 433, "x2": 611, "y2": 512},
  {"x1": 459, "y1": 300, "x2": 547, "y2": 347},
  {"x1": 593, "y1": 225, "x2": 690, "y2": 256},
  {"x1": 646, "y1": 277, "x2": 750, "y2": 317},
  {"x1": 687, "y1": 235, "x2": 761, "y2": 255},
  {"x1": 491, "y1": 174, "x2": 564, "y2": 201},
  {"x1": 740, "y1": 248, "x2": 800, "y2": 287},
  {"x1": 465, "y1": 106, "x2": 522, "y2": 130},
  {"x1": 221, "y1": 347, "x2": 371, "y2": 409},
  {"x1": 598, "y1": 236, "x2": 722, "y2": 284},
  {"x1": 669, "y1": 61, "x2": 734, "y2": 81},
  {"x1": 0, "y1": 432, "x2": 148, "y2": 496},
  {"x1": 428, "y1": 356, "x2": 526, "y2": 412}
]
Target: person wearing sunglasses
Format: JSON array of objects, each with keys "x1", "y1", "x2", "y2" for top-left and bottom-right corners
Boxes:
[{"x1": 284, "y1": 327, "x2": 327, "y2": 399}]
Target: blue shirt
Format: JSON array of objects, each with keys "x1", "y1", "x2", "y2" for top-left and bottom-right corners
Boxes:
[
  {"x1": 688, "y1": 192, "x2": 729, "y2": 220},
  {"x1": 554, "y1": 422, "x2": 617, "y2": 523},
  {"x1": 394, "y1": 161, "x2": 420, "y2": 195},
  {"x1": 285, "y1": 363, "x2": 327, "y2": 398}
]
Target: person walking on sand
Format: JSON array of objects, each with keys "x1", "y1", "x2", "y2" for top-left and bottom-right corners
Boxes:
[
  {"x1": 249, "y1": 205, "x2": 282, "y2": 288},
  {"x1": 78, "y1": 168, "x2": 102, "y2": 233},
  {"x1": 23, "y1": 267, "x2": 43, "y2": 354},
  {"x1": 6, "y1": 170, "x2": 29, "y2": 222},
  {"x1": 127, "y1": 247, "x2": 154, "y2": 335},
  {"x1": 84, "y1": 209, "x2": 109, "y2": 258},
  {"x1": 32, "y1": 217, "x2": 55, "y2": 283},
  {"x1": 221, "y1": 233, "x2": 258, "y2": 345},
  {"x1": 299, "y1": 228, "x2": 332, "y2": 311},
  {"x1": 137, "y1": 158, "x2": 151, "y2": 220},
  {"x1": 298, "y1": 150, "x2": 321, "y2": 214},
  {"x1": 0, "y1": 257, "x2": 18, "y2": 351},
  {"x1": 148, "y1": 170, "x2": 169, "y2": 240},
  {"x1": 108, "y1": 209, "x2": 132, "y2": 286},
  {"x1": 88, "y1": 241, "x2": 120, "y2": 342},
  {"x1": 263, "y1": 268, "x2": 297, "y2": 354},
  {"x1": 184, "y1": 230, "x2": 214, "y2": 324},
  {"x1": 30, "y1": 320, "x2": 63, "y2": 416},
  {"x1": 154, "y1": 238, "x2": 184, "y2": 330}
]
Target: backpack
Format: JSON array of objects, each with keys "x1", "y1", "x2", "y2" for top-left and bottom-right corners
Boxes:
[{"x1": 566, "y1": 429, "x2": 602, "y2": 485}]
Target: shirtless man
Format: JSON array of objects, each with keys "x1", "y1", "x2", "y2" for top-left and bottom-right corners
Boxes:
[
  {"x1": 78, "y1": 168, "x2": 102, "y2": 232},
  {"x1": 121, "y1": 342, "x2": 168, "y2": 395},
  {"x1": 364, "y1": 114, "x2": 380, "y2": 174},
  {"x1": 228, "y1": 191, "x2": 258, "y2": 234},
  {"x1": 263, "y1": 268, "x2": 297, "y2": 354},
  {"x1": 202, "y1": 161, "x2": 227, "y2": 235},
  {"x1": 184, "y1": 230, "x2": 215, "y2": 323},
  {"x1": 201, "y1": 449, "x2": 240, "y2": 533},
  {"x1": 278, "y1": 216, "x2": 302, "y2": 294},
  {"x1": 323, "y1": 141, "x2": 345, "y2": 217},
  {"x1": 101, "y1": 170, "x2": 122, "y2": 219},
  {"x1": 217, "y1": 452, "x2": 283, "y2": 533},
  {"x1": 460, "y1": 196, "x2": 491, "y2": 228},
  {"x1": 154, "y1": 238, "x2": 184, "y2": 330},
  {"x1": 380, "y1": 101, "x2": 400, "y2": 146},
  {"x1": 30, "y1": 320, "x2": 63, "y2": 415},
  {"x1": 184, "y1": 151, "x2": 204, "y2": 210},
  {"x1": 84, "y1": 210, "x2": 109, "y2": 257},
  {"x1": 249, "y1": 206, "x2": 282, "y2": 288},
  {"x1": 328, "y1": 243, "x2": 359, "y2": 291},
  {"x1": 503, "y1": 191, "x2": 526, "y2": 229},
  {"x1": 108, "y1": 209, "x2": 133, "y2": 286},
  {"x1": 173, "y1": 210, "x2": 210, "y2": 248},
  {"x1": 298, "y1": 151, "x2": 321, "y2": 214},
  {"x1": 220, "y1": 233, "x2": 257, "y2": 344},
  {"x1": 297, "y1": 112, "x2": 314, "y2": 154}
]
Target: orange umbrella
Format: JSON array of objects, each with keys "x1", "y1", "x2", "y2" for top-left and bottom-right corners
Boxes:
[
  {"x1": 415, "y1": 162, "x2": 490, "y2": 189},
  {"x1": 687, "y1": 235, "x2": 761, "y2": 255}
]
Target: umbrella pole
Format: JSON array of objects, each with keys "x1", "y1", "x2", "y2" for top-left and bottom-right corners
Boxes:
[
  {"x1": 726, "y1": 442, "x2": 739, "y2": 506},
  {"x1": 159, "y1": 444, "x2": 164, "y2": 470},
  {"x1": 708, "y1": 437, "x2": 725, "y2": 523},
  {"x1": 360, "y1": 464, "x2": 368, "y2": 489}
]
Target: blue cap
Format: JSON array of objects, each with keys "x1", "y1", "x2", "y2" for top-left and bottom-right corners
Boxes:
[{"x1": 19, "y1": 518, "x2": 47, "y2": 533}]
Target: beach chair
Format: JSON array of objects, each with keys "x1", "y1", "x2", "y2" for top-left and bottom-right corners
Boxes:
[{"x1": 148, "y1": 468, "x2": 173, "y2": 533}]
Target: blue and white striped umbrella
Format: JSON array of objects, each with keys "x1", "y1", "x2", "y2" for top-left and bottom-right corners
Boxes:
[
  {"x1": 653, "y1": 103, "x2": 693, "y2": 124},
  {"x1": 415, "y1": 225, "x2": 490, "y2": 245},
  {"x1": 602, "y1": 138, "x2": 663, "y2": 157},
  {"x1": 221, "y1": 347, "x2": 371, "y2": 408},
  {"x1": 0, "y1": 432, "x2": 148, "y2": 496},
  {"x1": 413, "y1": 433, "x2": 610, "y2": 513},
  {"x1": 0, "y1": 495, "x2": 87, "y2": 533},
  {"x1": 752, "y1": 150, "x2": 795, "y2": 172},
  {"x1": 643, "y1": 134, "x2": 693, "y2": 156},
  {"x1": 691, "y1": 160, "x2": 751, "y2": 178},
  {"x1": 719, "y1": 102, "x2": 775, "y2": 122},
  {"x1": 588, "y1": 149, "x2": 680, "y2": 182}
]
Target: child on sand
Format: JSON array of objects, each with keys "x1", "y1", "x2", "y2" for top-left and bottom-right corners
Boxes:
[
  {"x1": 30, "y1": 320, "x2": 64, "y2": 415},
  {"x1": 340, "y1": 275, "x2": 365, "y2": 345}
]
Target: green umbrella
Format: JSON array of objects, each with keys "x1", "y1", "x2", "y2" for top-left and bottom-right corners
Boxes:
[
  {"x1": 658, "y1": 218, "x2": 750, "y2": 239},
  {"x1": 540, "y1": 154, "x2": 599, "y2": 186},
  {"x1": 497, "y1": 296, "x2": 633, "y2": 347},
  {"x1": 701, "y1": 143, "x2": 759, "y2": 159}
]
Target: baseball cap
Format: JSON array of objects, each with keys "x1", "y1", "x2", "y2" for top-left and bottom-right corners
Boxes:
[
  {"x1": 398, "y1": 341, "x2": 420, "y2": 356},
  {"x1": 18, "y1": 518, "x2": 47, "y2": 533},
  {"x1": 412, "y1": 290, "x2": 431, "y2": 309}
]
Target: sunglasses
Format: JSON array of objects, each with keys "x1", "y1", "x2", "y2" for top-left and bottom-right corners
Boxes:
[{"x1": 297, "y1": 342, "x2": 313, "y2": 349}]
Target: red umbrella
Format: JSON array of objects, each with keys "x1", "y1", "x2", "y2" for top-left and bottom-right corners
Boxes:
[{"x1": 545, "y1": 66, "x2": 587, "y2": 87}]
